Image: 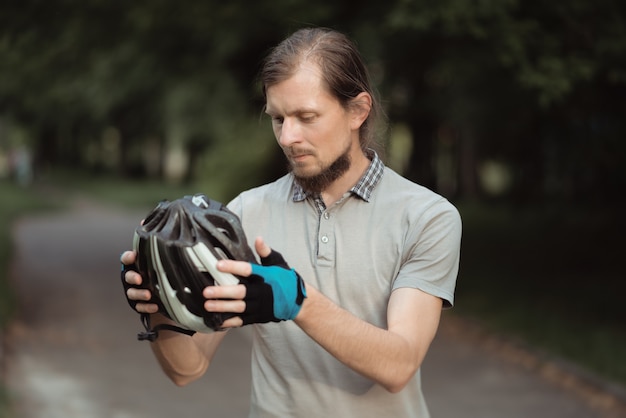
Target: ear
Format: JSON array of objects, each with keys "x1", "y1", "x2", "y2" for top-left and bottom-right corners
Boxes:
[{"x1": 349, "y1": 92, "x2": 372, "y2": 130}]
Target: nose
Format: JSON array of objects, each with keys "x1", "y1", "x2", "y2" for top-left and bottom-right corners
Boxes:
[{"x1": 277, "y1": 118, "x2": 301, "y2": 148}]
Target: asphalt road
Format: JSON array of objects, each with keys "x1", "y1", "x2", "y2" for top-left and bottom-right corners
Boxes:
[{"x1": 3, "y1": 198, "x2": 626, "y2": 417}]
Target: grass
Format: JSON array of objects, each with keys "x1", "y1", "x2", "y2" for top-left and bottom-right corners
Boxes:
[{"x1": 454, "y1": 201, "x2": 626, "y2": 385}]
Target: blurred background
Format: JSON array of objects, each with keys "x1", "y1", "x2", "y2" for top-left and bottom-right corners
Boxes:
[{"x1": 1, "y1": 0, "x2": 625, "y2": 414}]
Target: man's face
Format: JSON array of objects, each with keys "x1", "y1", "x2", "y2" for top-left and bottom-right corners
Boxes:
[{"x1": 265, "y1": 63, "x2": 358, "y2": 192}]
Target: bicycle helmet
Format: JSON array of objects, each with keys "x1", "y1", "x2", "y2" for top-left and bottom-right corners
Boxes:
[{"x1": 133, "y1": 194, "x2": 256, "y2": 336}]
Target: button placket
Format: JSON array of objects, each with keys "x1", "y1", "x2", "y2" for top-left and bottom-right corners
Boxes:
[{"x1": 317, "y1": 210, "x2": 334, "y2": 262}]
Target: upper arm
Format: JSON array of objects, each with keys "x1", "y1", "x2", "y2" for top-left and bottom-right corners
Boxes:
[{"x1": 387, "y1": 287, "x2": 443, "y2": 367}]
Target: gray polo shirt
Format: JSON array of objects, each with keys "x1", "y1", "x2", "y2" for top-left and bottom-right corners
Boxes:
[{"x1": 228, "y1": 153, "x2": 462, "y2": 418}]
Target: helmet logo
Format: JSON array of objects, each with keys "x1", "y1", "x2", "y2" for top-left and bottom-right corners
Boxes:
[{"x1": 192, "y1": 195, "x2": 209, "y2": 208}]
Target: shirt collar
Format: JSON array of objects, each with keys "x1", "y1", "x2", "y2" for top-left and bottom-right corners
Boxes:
[{"x1": 292, "y1": 149, "x2": 384, "y2": 203}]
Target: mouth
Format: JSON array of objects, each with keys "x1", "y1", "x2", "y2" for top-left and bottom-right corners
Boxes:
[{"x1": 286, "y1": 149, "x2": 313, "y2": 164}]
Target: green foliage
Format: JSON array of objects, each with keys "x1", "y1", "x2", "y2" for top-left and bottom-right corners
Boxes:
[
  {"x1": 386, "y1": 0, "x2": 626, "y2": 105},
  {"x1": 457, "y1": 202, "x2": 626, "y2": 384},
  {"x1": 381, "y1": 0, "x2": 626, "y2": 201},
  {"x1": 1, "y1": 0, "x2": 625, "y2": 208}
]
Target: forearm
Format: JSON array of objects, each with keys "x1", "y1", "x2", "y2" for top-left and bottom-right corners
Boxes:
[
  {"x1": 294, "y1": 284, "x2": 441, "y2": 393},
  {"x1": 147, "y1": 314, "x2": 227, "y2": 386}
]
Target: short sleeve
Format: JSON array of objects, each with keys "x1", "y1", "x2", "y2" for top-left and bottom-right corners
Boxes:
[{"x1": 392, "y1": 199, "x2": 462, "y2": 308}]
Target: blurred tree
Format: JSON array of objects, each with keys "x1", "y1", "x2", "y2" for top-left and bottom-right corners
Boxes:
[
  {"x1": 383, "y1": 0, "x2": 626, "y2": 203},
  {"x1": 1, "y1": 0, "x2": 624, "y2": 202}
]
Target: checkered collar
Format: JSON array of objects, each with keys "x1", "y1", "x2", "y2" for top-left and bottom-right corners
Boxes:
[{"x1": 292, "y1": 149, "x2": 384, "y2": 203}]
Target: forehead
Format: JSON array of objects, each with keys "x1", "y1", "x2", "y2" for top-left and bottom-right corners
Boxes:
[{"x1": 265, "y1": 62, "x2": 338, "y2": 114}]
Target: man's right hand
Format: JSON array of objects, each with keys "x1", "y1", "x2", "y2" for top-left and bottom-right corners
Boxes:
[{"x1": 120, "y1": 250, "x2": 161, "y2": 314}]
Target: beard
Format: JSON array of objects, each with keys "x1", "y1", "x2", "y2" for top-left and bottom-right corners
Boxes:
[{"x1": 290, "y1": 149, "x2": 351, "y2": 195}]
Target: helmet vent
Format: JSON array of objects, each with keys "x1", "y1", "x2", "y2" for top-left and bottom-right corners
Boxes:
[{"x1": 214, "y1": 246, "x2": 229, "y2": 261}]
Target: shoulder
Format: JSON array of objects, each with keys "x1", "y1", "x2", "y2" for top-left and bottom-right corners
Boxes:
[
  {"x1": 227, "y1": 174, "x2": 294, "y2": 217},
  {"x1": 379, "y1": 169, "x2": 461, "y2": 307},
  {"x1": 377, "y1": 167, "x2": 460, "y2": 222}
]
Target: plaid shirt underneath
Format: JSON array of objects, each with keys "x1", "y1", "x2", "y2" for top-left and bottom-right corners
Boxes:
[{"x1": 292, "y1": 149, "x2": 384, "y2": 211}]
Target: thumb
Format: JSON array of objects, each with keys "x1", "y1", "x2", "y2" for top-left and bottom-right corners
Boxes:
[{"x1": 254, "y1": 236, "x2": 272, "y2": 259}]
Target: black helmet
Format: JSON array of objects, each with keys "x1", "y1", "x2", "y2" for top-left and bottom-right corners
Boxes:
[{"x1": 133, "y1": 194, "x2": 256, "y2": 334}]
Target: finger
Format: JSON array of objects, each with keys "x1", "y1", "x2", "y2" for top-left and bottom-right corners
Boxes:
[
  {"x1": 127, "y1": 287, "x2": 151, "y2": 302},
  {"x1": 120, "y1": 250, "x2": 137, "y2": 265},
  {"x1": 254, "y1": 236, "x2": 272, "y2": 259},
  {"x1": 220, "y1": 316, "x2": 244, "y2": 328},
  {"x1": 203, "y1": 284, "x2": 247, "y2": 299},
  {"x1": 216, "y1": 259, "x2": 253, "y2": 277},
  {"x1": 204, "y1": 298, "x2": 246, "y2": 314},
  {"x1": 124, "y1": 270, "x2": 143, "y2": 286},
  {"x1": 135, "y1": 302, "x2": 160, "y2": 314}
]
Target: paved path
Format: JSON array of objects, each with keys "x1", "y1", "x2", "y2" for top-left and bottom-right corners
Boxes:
[{"x1": 3, "y1": 199, "x2": 626, "y2": 417}]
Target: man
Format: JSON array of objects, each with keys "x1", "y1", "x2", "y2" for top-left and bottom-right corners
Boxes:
[{"x1": 121, "y1": 27, "x2": 461, "y2": 417}]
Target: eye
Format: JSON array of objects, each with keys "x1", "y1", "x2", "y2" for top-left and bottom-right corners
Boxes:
[
  {"x1": 299, "y1": 113, "x2": 316, "y2": 123},
  {"x1": 271, "y1": 116, "x2": 284, "y2": 125}
]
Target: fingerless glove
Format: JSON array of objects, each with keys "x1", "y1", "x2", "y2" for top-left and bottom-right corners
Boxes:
[
  {"x1": 120, "y1": 261, "x2": 165, "y2": 314},
  {"x1": 238, "y1": 250, "x2": 306, "y2": 325}
]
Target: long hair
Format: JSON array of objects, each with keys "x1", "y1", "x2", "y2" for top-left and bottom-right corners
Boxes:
[{"x1": 260, "y1": 27, "x2": 385, "y2": 152}]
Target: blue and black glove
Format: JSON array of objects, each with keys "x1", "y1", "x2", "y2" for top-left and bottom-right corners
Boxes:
[{"x1": 239, "y1": 249, "x2": 307, "y2": 325}]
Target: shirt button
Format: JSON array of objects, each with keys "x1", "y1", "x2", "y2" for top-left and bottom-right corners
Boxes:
[
  {"x1": 323, "y1": 212, "x2": 330, "y2": 219},
  {"x1": 321, "y1": 236, "x2": 329, "y2": 243}
]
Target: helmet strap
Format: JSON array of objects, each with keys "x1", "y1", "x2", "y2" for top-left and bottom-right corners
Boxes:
[{"x1": 137, "y1": 313, "x2": 196, "y2": 341}]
